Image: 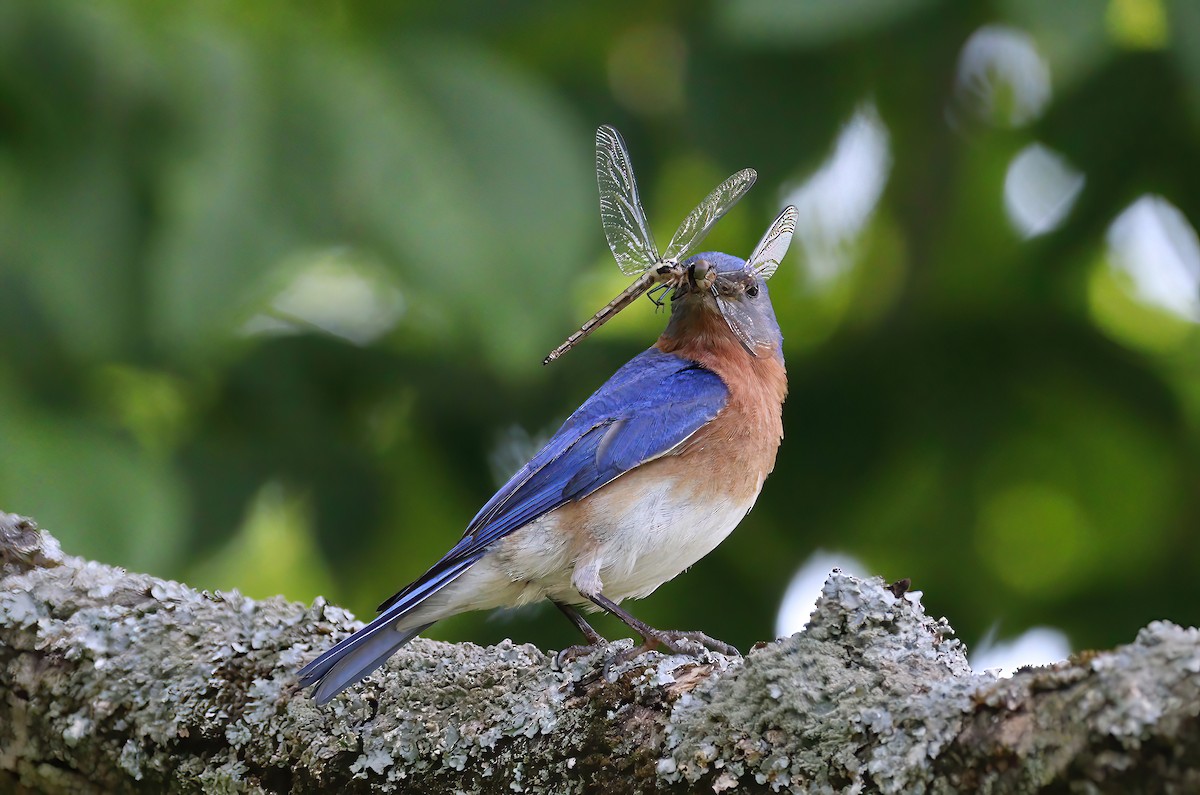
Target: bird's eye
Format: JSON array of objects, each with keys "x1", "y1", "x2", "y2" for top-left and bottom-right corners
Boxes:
[{"x1": 746, "y1": 285, "x2": 759, "y2": 298}]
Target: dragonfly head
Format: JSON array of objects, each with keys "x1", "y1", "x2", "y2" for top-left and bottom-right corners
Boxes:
[{"x1": 667, "y1": 252, "x2": 783, "y2": 358}]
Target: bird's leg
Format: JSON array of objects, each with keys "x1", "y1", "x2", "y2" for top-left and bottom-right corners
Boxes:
[
  {"x1": 586, "y1": 593, "x2": 739, "y2": 658},
  {"x1": 554, "y1": 600, "x2": 605, "y2": 644},
  {"x1": 552, "y1": 600, "x2": 608, "y2": 668}
]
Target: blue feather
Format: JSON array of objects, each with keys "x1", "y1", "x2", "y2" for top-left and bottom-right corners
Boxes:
[
  {"x1": 377, "y1": 348, "x2": 727, "y2": 612},
  {"x1": 437, "y1": 348, "x2": 727, "y2": 568},
  {"x1": 303, "y1": 348, "x2": 728, "y2": 701}
]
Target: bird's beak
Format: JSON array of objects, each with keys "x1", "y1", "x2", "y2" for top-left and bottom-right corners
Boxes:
[{"x1": 688, "y1": 259, "x2": 718, "y2": 292}]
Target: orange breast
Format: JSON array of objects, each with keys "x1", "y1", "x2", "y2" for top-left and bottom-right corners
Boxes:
[{"x1": 654, "y1": 311, "x2": 788, "y2": 504}]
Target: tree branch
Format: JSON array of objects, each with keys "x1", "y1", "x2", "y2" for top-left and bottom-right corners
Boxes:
[{"x1": 2, "y1": 511, "x2": 1198, "y2": 793}]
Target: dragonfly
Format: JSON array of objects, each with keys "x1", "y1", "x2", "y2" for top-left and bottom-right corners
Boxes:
[{"x1": 543, "y1": 125, "x2": 757, "y2": 364}]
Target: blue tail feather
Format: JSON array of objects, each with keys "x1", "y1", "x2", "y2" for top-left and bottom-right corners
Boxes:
[
  {"x1": 299, "y1": 557, "x2": 478, "y2": 703},
  {"x1": 309, "y1": 623, "x2": 431, "y2": 705}
]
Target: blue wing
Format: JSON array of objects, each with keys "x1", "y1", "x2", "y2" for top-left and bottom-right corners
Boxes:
[
  {"x1": 376, "y1": 347, "x2": 728, "y2": 614},
  {"x1": 300, "y1": 347, "x2": 728, "y2": 703}
]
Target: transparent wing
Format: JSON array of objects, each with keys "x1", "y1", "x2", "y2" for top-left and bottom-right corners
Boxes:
[
  {"x1": 715, "y1": 293, "x2": 760, "y2": 356},
  {"x1": 597, "y1": 125, "x2": 660, "y2": 276},
  {"x1": 662, "y1": 168, "x2": 757, "y2": 264},
  {"x1": 746, "y1": 205, "x2": 797, "y2": 280}
]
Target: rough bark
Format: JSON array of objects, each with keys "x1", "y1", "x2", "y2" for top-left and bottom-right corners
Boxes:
[{"x1": 1, "y1": 512, "x2": 1198, "y2": 794}]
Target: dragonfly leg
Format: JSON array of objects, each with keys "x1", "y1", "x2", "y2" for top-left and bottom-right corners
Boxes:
[{"x1": 647, "y1": 283, "x2": 671, "y2": 309}]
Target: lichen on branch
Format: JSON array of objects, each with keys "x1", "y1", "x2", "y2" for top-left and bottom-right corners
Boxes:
[{"x1": 2, "y1": 512, "x2": 1199, "y2": 794}]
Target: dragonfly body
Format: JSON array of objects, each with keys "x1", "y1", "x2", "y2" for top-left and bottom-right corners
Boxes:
[
  {"x1": 544, "y1": 267, "x2": 672, "y2": 364},
  {"x1": 544, "y1": 126, "x2": 758, "y2": 364}
]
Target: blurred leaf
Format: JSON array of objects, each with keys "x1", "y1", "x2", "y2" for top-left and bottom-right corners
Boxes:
[
  {"x1": 401, "y1": 38, "x2": 594, "y2": 373},
  {"x1": 187, "y1": 481, "x2": 336, "y2": 603},
  {"x1": 0, "y1": 376, "x2": 187, "y2": 572},
  {"x1": 89, "y1": 365, "x2": 192, "y2": 453},
  {"x1": 1088, "y1": 256, "x2": 1196, "y2": 353},
  {"x1": 1000, "y1": 0, "x2": 1114, "y2": 88},
  {"x1": 0, "y1": 2, "x2": 156, "y2": 361},
  {"x1": 716, "y1": 0, "x2": 939, "y2": 48},
  {"x1": 1168, "y1": 0, "x2": 1200, "y2": 124},
  {"x1": 147, "y1": 19, "x2": 292, "y2": 358},
  {"x1": 1105, "y1": 0, "x2": 1168, "y2": 51}
]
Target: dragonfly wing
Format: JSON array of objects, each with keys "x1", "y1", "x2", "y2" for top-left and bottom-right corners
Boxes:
[
  {"x1": 662, "y1": 168, "x2": 757, "y2": 264},
  {"x1": 746, "y1": 205, "x2": 798, "y2": 281},
  {"x1": 597, "y1": 125, "x2": 660, "y2": 276}
]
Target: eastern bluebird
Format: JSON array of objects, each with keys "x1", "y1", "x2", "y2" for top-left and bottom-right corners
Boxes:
[{"x1": 299, "y1": 243, "x2": 793, "y2": 704}]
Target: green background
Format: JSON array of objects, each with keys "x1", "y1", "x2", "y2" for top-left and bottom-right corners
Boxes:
[{"x1": 2, "y1": 0, "x2": 1199, "y2": 659}]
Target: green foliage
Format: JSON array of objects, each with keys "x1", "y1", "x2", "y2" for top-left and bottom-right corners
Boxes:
[{"x1": 2, "y1": 0, "x2": 1199, "y2": 657}]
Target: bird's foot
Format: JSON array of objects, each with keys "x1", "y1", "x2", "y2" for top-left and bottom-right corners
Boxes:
[
  {"x1": 610, "y1": 629, "x2": 739, "y2": 665},
  {"x1": 582, "y1": 593, "x2": 739, "y2": 661}
]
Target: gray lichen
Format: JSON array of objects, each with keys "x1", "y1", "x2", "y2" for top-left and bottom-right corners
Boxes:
[
  {"x1": 661, "y1": 574, "x2": 990, "y2": 793},
  {"x1": 3, "y1": 512, "x2": 1200, "y2": 794}
]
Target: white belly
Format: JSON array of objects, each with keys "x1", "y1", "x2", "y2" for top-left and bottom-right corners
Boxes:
[
  {"x1": 400, "y1": 467, "x2": 761, "y2": 628},
  {"x1": 580, "y1": 475, "x2": 755, "y2": 601}
]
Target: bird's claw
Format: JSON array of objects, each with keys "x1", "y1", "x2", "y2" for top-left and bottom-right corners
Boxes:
[
  {"x1": 619, "y1": 629, "x2": 739, "y2": 664},
  {"x1": 553, "y1": 630, "x2": 739, "y2": 676}
]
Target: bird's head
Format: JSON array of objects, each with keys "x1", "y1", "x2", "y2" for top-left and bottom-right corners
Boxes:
[{"x1": 664, "y1": 251, "x2": 783, "y2": 359}]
